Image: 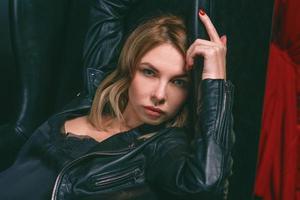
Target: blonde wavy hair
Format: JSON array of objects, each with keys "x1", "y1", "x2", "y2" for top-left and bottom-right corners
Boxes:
[{"x1": 88, "y1": 15, "x2": 189, "y2": 130}]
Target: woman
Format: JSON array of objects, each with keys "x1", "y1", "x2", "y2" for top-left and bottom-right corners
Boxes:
[{"x1": 0, "y1": 9, "x2": 234, "y2": 200}]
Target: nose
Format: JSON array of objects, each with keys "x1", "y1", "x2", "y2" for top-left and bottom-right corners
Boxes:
[{"x1": 151, "y1": 81, "x2": 167, "y2": 106}]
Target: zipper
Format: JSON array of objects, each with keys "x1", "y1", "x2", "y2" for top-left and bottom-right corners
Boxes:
[
  {"x1": 51, "y1": 150, "x2": 130, "y2": 200},
  {"x1": 214, "y1": 80, "x2": 234, "y2": 145},
  {"x1": 219, "y1": 85, "x2": 227, "y2": 142},
  {"x1": 93, "y1": 168, "x2": 143, "y2": 189},
  {"x1": 214, "y1": 81, "x2": 227, "y2": 144},
  {"x1": 91, "y1": 158, "x2": 143, "y2": 180},
  {"x1": 51, "y1": 128, "x2": 171, "y2": 200},
  {"x1": 91, "y1": 159, "x2": 144, "y2": 187},
  {"x1": 212, "y1": 83, "x2": 223, "y2": 132}
]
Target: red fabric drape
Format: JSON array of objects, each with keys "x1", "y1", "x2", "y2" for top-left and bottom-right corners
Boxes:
[
  {"x1": 254, "y1": 43, "x2": 298, "y2": 200},
  {"x1": 272, "y1": 0, "x2": 300, "y2": 65},
  {"x1": 254, "y1": 0, "x2": 300, "y2": 199}
]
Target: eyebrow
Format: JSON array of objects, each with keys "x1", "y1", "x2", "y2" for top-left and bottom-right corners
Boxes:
[{"x1": 140, "y1": 62, "x2": 189, "y2": 78}]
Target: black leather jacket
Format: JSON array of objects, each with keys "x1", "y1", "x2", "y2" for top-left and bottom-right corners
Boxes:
[
  {"x1": 0, "y1": 79, "x2": 234, "y2": 200},
  {"x1": 0, "y1": 0, "x2": 235, "y2": 199},
  {"x1": 49, "y1": 79, "x2": 235, "y2": 200}
]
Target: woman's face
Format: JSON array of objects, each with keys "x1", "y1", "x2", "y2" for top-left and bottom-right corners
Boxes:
[{"x1": 124, "y1": 43, "x2": 190, "y2": 126}]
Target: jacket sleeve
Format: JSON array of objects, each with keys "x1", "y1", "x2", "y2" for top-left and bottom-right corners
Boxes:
[
  {"x1": 147, "y1": 79, "x2": 235, "y2": 199},
  {"x1": 83, "y1": 0, "x2": 139, "y2": 97}
]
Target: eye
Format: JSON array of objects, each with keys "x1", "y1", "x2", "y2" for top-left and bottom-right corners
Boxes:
[
  {"x1": 172, "y1": 79, "x2": 187, "y2": 88},
  {"x1": 142, "y1": 68, "x2": 155, "y2": 77}
]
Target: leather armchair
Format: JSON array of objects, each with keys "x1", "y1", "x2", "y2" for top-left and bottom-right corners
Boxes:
[
  {"x1": 0, "y1": 0, "x2": 218, "y2": 171},
  {"x1": 0, "y1": 0, "x2": 93, "y2": 171},
  {"x1": 0, "y1": 0, "x2": 274, "y2": 199}
]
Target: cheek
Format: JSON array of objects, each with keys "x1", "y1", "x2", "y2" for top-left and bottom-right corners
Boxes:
[
  {"x1": 129, "y1": 75, "x2": 151, "y2": 102},
  {"x1": 168, "y1": 89, "x2": 188, "y2": 110}
]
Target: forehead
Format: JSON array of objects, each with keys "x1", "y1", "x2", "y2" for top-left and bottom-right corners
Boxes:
[{"x1": 139, "y1": 44, "x2": 186, "y2": 76}]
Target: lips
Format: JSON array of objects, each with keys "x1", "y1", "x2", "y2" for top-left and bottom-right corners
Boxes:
[
  {"x1": 143, "y1": 106, "x2": 164, "y2": 118},
  {"x1": 144, "y1": 106, "x2": 164, "y2": 113}
]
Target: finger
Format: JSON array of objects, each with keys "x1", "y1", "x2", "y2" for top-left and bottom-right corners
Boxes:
[
  {"x1": 186, "y1": 39, "x2": 214, "y2": 63},
  {"x1": 186, "y1": 45, "x2": 212, "y2": 69},
  {"x1": 189, "y1": 45, "x2": 216, "y2": 60},
  {"x1": 186, "y1": 43, "x2": 203, "y2": 67},
  {"x1": 187, "y1": 39, "x2": 218, "y2": 58},
  {"x1": 198, "y1": 9, "x2": 221, "y2": 44},
  {"x1": 220, "y1": 35, "x2": 227, "y2": 46},
  {"x1": 193, "y1": 38, "x2": 218, "y2": 47},
  {"x1": 186, "y1": 39, "x2": 224, "y2": 66}
]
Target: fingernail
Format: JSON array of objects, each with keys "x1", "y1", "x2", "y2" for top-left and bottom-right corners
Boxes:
[{"x1": 199, "y1": 8, "x2": 206, "y2": 16}]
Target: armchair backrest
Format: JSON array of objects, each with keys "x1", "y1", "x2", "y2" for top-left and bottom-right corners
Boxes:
[{"x1": 0, "y1": 0, "x2": 274, "y2": 199}]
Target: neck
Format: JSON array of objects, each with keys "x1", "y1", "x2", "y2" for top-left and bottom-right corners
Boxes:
[
  {"x1": 121, "y1": 102, "x2": 144, "y2": 130},
  {"x1": 104, "y1": 103, "x2": 143, "y2": 133}
]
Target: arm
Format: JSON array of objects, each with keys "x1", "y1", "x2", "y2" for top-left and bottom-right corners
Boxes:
[
  {"x1": 146, "y1": 9, "x2": 234, "y2": 199},
  {"x1": 83, "y1": 0, "x2": 139, "y2": 97},
  {"x1": 147, "y1": 79, "x2": 234, "y2": 199}
]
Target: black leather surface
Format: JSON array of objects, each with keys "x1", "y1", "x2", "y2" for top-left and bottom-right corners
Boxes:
[
  {"x1": 0, "y1": 0, "x2": 93, "y2": 171},
  {"x1": 1, "y1": 0, "x2": 70, "y2": 170},
  {"x1": 0, "y1": 0, "x2": 274, "y2": 199}
]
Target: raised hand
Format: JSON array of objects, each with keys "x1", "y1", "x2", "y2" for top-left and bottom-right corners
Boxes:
[{"x1": 186, "y1": 9, "x2": 227, "y2": 80}]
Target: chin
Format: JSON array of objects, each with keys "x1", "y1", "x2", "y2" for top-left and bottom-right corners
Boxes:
[
  {"x1": 141, "y1": 116, "x2": 169, "y2": 126},
  {"x1": 145, "y1": 120, "x2": 164, "y2": 126}
]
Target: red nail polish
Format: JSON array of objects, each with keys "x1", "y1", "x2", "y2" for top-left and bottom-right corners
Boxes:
[{"x1": 199, "y1": 8, "x2": 206, "y2": 16}]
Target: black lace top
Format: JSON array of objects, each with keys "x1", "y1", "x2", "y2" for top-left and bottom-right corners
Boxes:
[{"x1": 0, "y1": 111, "x2": 98, "y2": 200}]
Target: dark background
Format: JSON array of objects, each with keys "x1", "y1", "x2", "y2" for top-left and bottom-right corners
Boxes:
[
  {"x1": 0, "y1": 0, "x2": 274, "y2": 199},
  {"x1": 0, "y1": 0, "x2": 18, "y2": 123},
  {"x1": 223, "y1": 0, "x2": 274, "y2": 199}
]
